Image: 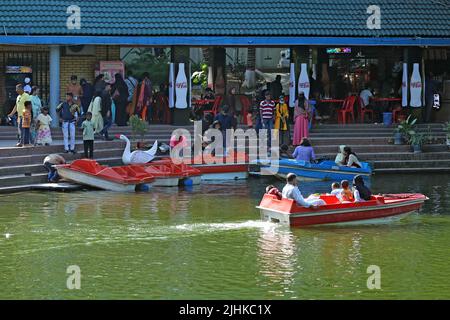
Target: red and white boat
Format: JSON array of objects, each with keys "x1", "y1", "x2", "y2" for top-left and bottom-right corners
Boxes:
[
  {"x1": 191, "y1": 152, "x2": 249, "y2": 180},
  {"x1": 140, "y1": 159, "x2": 202, "y2": 187},
  {"x1": 257, "y1": 193, "x2": 428, "y2": 227},
  {"x1": 56, "y1": 159, "x2": 155, "y2": 192}
]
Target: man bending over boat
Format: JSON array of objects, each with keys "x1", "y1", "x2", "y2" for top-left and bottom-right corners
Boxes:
[
  {"x1": 282, "y1": 173, "x2": 325, "y2": 209},
  {"x1": 43, "y1": 154, "x2": 66, "y2": 183}
]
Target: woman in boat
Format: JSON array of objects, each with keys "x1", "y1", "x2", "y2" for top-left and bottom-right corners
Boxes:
[
  {"x1": 353, "y1": 175, "x2": 372, "y2": 202},
  {"x1": 292, "y1": 138, "x2": 316, "y2": 162},
  {"x1": 335, "y1": 145, "x2": 346, "y2": 166},
  {"x1": 343, "y1": 146, "x2": 362, "y2": 168},
  {"x1": 292, "y1": 91, "x2": 310, "y2": 146}
]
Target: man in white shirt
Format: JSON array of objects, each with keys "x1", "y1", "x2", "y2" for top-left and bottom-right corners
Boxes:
[
  {"x1": 282, "y1": 173, "x2": 321, "y2": 208},
  {"x1": 359, "y1": 85, "x2": 373, "y2": 107}
]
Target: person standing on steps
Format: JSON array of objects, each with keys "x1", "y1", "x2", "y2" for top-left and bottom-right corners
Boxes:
[
  {"x1": 66, "y1": 75, "x2": 83, "y2": 108},
  {"x1": 81, "y1": 112, "x2": 95, "y2": 159},
  {"x1": 57, "y1": 93, "x2": 79, "y2": 154},
  {"x1": 111, "y1": 73, "x2": 129, "y2": 126},
  {"x1": 8, "y1": 84, "x2": 31, "y2": 147}
]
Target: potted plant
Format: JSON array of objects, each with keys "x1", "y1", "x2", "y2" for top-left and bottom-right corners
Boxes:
[
  {"x1": 395, "y1": 115, "x2": 417, "y2": 145},
  {"x1": 128, "y1": 115, "x2": 148, "y2": 149},
  {"x1": 409, "y1": 133, "x2": 425, "y2": 153}
]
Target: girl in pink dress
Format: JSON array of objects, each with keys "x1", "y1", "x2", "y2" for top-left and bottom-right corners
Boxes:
[{"x1": 293, "y1": 92, "x2": 310, "y2": 146}]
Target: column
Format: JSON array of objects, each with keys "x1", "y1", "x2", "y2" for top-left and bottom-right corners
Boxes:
[{"x1": 49, "y1": 45, "x2": 60, "y2": 127}]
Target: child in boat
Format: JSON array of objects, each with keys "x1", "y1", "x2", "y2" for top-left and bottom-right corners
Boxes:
[
  {"x1": 353, "y1": 175, "x2": 372, "y2": 202},
  {"x1": 340, "y1": 180, "x2": 354, "y2": 202},
  {"x1": 329, "y1": 182, "x2": 343, "y2": 201},
  {"x1": 265, "y1": 185, "x2": 282, "y2": 200}
]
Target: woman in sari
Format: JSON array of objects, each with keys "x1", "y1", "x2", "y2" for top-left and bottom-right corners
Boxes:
[
  {"x1": 134, "y1": 72, "x2": 152, "y2": 123},
  {"x1": 88, "y1": 91, "x2": 103, "y2": 134},
  {"x1": 293, "y1": 91, "x2": 310, "y2": 146}
]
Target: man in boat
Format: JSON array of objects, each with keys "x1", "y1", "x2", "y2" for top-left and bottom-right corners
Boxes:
[
  {"x1": 282, "y1": 173, "x2": 323, "y2": 208},
  {"x1": 43, "y1": 154, "x2": 66, "y2": 183}
]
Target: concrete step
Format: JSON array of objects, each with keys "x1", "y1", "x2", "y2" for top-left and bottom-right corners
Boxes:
[
  {"x1": 374, "y1": 167, "x2": 450, "y2": 173},
  {"x1": 373, "y1": 159, "x2": 450, "y2": 169},
  {"x1": 0, "y1": 141, "x2": 125, "y2": 157},
  {"x1": 0, "y1": 148, "x2": 124, "y2": 167},
  {"x1": 310, "y1": 127, "x2": 445, "y2": 133},
  {"x1": 0, "y1": 173, "x2": 48, "y2": 188},
  {"x1": 315, "y1": 152, "x2": 450, "y2": 161}
]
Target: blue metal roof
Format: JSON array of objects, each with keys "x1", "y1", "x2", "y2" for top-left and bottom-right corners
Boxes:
[{"x1": 0, "y1": 0, "x2": 449, "y2": 44}]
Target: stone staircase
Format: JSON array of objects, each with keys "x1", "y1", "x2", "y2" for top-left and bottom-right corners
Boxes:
[
  {"x1": 0, "y1": 123, "x2": 448, "y2": 192},
  {"x1": 308, "y1": 123, "x2": 449, "y2": 173}
]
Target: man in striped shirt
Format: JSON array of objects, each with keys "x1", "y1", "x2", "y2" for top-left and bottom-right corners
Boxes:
[{"x1": 259, "y1": 91, "x2": 275, "y2": 130}]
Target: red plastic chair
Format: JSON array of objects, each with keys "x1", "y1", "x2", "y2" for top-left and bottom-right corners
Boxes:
[
  {"x1": 357, "y1": 97, "x2": 374, "y2": 123},
  {"x1": 392, "y1": 107, "x2": 405, "y2": 123},
  {"x1": 337, "y1": 96, "x2": 356, "y2": 124},
  {"x1": 203, "y1": 95, "x2": 223, "y2": 117}
]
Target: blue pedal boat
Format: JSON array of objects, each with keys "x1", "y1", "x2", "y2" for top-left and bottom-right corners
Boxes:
[{"x1": 261, "y1": 159, "x2": 373, "y2": 181}]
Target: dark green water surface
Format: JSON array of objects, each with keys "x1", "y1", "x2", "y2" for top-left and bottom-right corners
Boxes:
[{"x1": 0, "y1": 174, "x2": 449, "y2": 299}]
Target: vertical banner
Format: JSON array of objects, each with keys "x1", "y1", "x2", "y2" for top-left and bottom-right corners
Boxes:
[
  {"x1": 402, "y1": 63, "x2": 408, "y2": 107},
  {"x1": 207, "y1": 66, "x2": 214, "y2": 89},
  {"x1": 298, "y1": 63, "x2": 310, "y2": 99},
  {"x1": 175, "y1": 63, "x2": 188, "y2": 109},
  {"x1": 311, "y1": 64, "x2": 317, "y2": 80},
  {"x1": 189, "y1": 62, "x2": 192, "y2": 109},
  {"x1": 410, "y1": 63, "x2": 422, "y2": 107},
  {"x1": 289, "y1": 63, "x2": 296, "y2": 107},
  {"x1": 168, "y1": 63, "x2": 175, "y2": 108}
]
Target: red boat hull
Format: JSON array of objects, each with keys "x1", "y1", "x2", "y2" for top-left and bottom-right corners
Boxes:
[{"x1": 257, "y1": 193, "x2": 428, "y2": 227}]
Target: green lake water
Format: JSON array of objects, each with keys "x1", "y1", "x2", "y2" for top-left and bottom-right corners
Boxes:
[{"x1": 0, "y1": 174, "x2": 449, "y2": 299}]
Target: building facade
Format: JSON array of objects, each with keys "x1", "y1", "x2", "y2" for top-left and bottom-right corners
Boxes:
[{"x1": 0, "y1": 0, "x2": 449, "y2": 123}]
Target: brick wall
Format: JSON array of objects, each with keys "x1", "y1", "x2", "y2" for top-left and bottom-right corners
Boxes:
[
  {"x1": 59, "y1": 45, "x2": 120, "y2": 99},
  {"x1": 0, "y1": 45, "x2": 120, "y2": 114}
]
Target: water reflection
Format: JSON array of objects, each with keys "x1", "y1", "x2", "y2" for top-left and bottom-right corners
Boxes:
[{"x1": 256, "y1": 224, "x2": 297, "y2": 297}]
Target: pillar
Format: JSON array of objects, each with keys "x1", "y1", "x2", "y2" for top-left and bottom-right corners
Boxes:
[{"x1": 49, "y1": 45, "x2": 60, "y2": 127}]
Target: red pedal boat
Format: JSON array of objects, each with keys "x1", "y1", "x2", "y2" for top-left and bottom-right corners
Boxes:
[
  {"x1": 139, "y1": 159, "x2": 202, "y2": 187},
  {"x1": 191, "y1": 152, "x2": 249, "y2": 180},
  {"x1": 55, "y1": 159, "x2": 155, "y2": 192},
  {"x1": 257, "y1": 193, "x2": 428, "y2": 227}
]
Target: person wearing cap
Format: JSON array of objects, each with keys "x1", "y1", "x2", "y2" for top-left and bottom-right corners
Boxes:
[{"x1": 282, "y1": 173, "x2": 320, "y2": 209}]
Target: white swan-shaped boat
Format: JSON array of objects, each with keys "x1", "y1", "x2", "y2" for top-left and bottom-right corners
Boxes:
[{"x1": 115, "y1": 134, "x2": 158, "y2": 165}]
